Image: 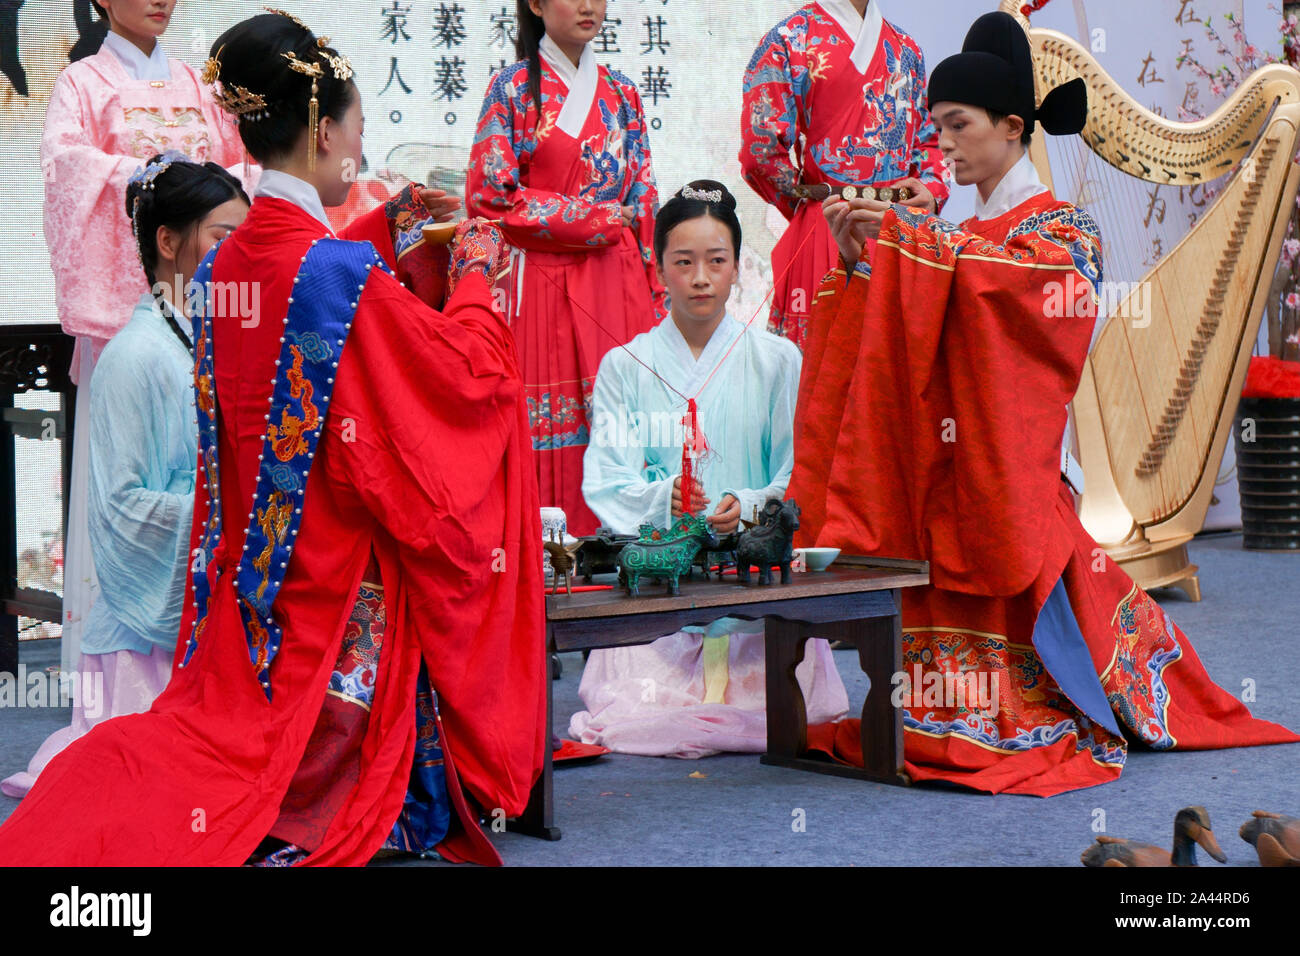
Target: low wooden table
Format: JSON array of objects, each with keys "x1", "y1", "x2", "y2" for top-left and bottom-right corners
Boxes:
[{"x1": 508, "y1": 557, "x2": 930, "y2": 840}]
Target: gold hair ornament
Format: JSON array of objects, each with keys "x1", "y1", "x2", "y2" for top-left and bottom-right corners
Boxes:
[
  {"x1": 283, "y1": 52, "x2": 324, "y2": 171},
  {"x1": 214, "y1": 83, "x2": 269, "y2": 118},
  {"x1": 263, "y1": 6, "x2": 309, "y2": 30},
  {"x1": 201, "y1": 44, "x2": 224, "y2": 85}
]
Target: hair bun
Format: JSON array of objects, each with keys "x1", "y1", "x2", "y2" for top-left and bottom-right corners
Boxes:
[{"x1": 680, "y1": 179, "x2": 736, "y2": 210}]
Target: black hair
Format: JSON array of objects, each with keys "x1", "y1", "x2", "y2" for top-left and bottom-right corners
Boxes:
[
  {"x1": 515, "y1": 0, "x2": 546, "y2": 110},
  {"x1": 985, "y1": 108, "x2": 1034, "y2": 145},
  {"x1": 71, "y1": 0, "x2": 108, "y2": 63},
  {"x1": 653, "y1": 180, "x2": 742, "y2": 264},
  {"x1": 126, "y1": 154, "x2": 249, "y2": 288},
  {"x1": 209, "y1": 13, "x2": 358, "y2": 165}
]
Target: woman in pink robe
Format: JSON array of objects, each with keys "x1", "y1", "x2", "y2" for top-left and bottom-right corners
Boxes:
[{"x1": 41, "y1": 0, "x2": 244, "y2": 672}]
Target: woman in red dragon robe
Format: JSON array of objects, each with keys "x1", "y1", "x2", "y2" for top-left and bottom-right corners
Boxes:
[
  {"x1": 793, "y1": 11, "x2": 1299, "y2": 796},
  {"x1": 739, "y1": 0, "x2": 951, "y2": 349},
  {"x1": 0, "y1": 10, "x2": 545, "y2": 865},
  {"x1": 467, "y1": 0, "x2": 667, "y2": 536}
]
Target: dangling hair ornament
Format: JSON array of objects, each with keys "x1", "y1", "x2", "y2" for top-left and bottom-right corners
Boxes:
[
  {"x1": 282, "y1": 52, "x2": 324, "y2": 172},
  {"x1": 681, "y1": 185, "x2": 723, "y2": 203}
]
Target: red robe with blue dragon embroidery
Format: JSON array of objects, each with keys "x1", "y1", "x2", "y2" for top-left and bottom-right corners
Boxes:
[
  {"x1": 793, "y1": 193, "x2": 1299, "y2": 795},
  {"x1": 0, "y1": 196, "x2": 546, "y2": 864},
  {"x1": 740, "y1": 2, "x2": 950, "y2": 348},
  {"x1": 468, "y1": 56, "x2": 666, "y2": 535}
]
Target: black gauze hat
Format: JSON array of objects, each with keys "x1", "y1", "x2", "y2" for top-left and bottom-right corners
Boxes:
[{"x1": 927, "y1": 11, "x2": 1087, "y2": 137}]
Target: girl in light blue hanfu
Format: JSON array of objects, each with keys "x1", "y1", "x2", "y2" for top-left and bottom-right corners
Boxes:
[
  {"x1": 571, "y1": 181, "x2": 848, "y2": 758},
  {"x1": 2, "y1": 154, "x2": 249, "y2": 798}
]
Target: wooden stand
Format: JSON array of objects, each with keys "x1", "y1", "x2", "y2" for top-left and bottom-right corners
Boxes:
[{"x1": 0, "y1": 326, "x2": 76, "y2": 678}]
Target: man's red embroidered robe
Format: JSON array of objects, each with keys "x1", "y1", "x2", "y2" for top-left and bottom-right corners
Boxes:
[{"x1": 792, "y1": 194, "x2": 1298, "y2": 795}]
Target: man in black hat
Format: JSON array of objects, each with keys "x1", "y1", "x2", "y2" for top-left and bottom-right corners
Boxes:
[{"x1": 791, "y1": 11, "x2": 1298, "y2": 796}]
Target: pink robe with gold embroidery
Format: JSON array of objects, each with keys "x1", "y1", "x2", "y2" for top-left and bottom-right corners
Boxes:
[{"x1": 42, "y1": 46, "x2": 245, "y2": 344}]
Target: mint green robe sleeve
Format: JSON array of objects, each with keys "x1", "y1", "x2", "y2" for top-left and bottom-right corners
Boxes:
[
  {"x1": 582, "y1": 350, "x2": 677, "y2": 535},
  {"x1": 719, "y1": 337, "x2": 802, "y2": 524}
]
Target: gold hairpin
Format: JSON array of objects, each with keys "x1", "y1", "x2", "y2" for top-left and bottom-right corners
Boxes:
[
  {"x1": 263, "y1": 6, "x2": 309, "y2": 30},
  {"x1": 215, "y1": 84, "x2": 269, "y2": 117},
  {"x1": 321, "y1": 50, "x2": 352, "y2": 81},
  {"x1": 281, "y1": 50, "x2": 323, "y2": 78},
  {"x1": 201, "y1": 43, "x2": 225, "y2": 85}
]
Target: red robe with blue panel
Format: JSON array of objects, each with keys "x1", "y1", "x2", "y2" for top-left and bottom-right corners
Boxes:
[
  {"x1": 793, "y1": 193, "x2": 1299, "y2": 795},
  {"x1": 740, "y1": 2, "x2": 950, "y2": 348},
  {"x1": 0, "y1": 196, "x2": 546, "y2": 864},
  {"x1": 468, "y1": 58, "x2": 666, "y2": 535}
]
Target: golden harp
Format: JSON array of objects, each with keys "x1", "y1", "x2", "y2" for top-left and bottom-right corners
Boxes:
[{"x1": 1003, "y1": 0, "x2": 1300, "y2": 599}]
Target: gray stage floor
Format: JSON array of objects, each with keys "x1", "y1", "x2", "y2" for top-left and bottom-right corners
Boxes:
[{"x1": 2, "y1": 532, "x2": 1296, "y2": 866}]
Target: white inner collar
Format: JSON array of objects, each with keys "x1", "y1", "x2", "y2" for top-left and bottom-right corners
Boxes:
[
  {"x1": 974, "y1": 150, "x2": 1048, "y2": 221},
  {"x1": 659, "y1": 313, "x2": 744, "y2": 398},
  {"x1": 539, "y1": 33, "x2": 580, "y2": 87},
  {"x1": 818, "y1": 0, "x2": 885, "y2": 73},
  {"x1": 102, "y1": 30, "x2": 171, "y2": 83},
  {"x1": 540, "y1": 33, "x2": 599, "y2": 139},
  {"x1": 254, "y1": 169, "x2": 334, "y2": 232}
]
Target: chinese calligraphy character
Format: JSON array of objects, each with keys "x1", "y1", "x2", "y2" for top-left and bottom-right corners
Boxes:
[
  {"x1": 640, "y1": 65, "x2": 671, "y2": 105},
  {"x1": 435, "y1": 55, "x2": 468, "y2": 100},
  {"x1": 1174, "y1": 0, "x2": 1199, "y2": 27},
  {"x1": 489, "y1": 6, "x2": 516, "y2": 50},
  {"x1": 1144, "y1": 237, "x2": 1165, "y2": 266},
  {"x1": 640, "y1": 14, "x2": 670, "y2": 55},
  {"x1": 380, "y1": 1, "x2": 411, "y2": 44},
  {"x1": 1181, "y1": 80, "x2": 1200, "y2": 113},
  {"x1": 1175, "y1": 38, "x2": 1193, "y2": 68},
  {"x1": 433, "y1": 2, "x2": 467, "y2": 49},
  {"x1": 1179, "y1": 183, "x2": 1209, "y2": 208},
  {"x1": 380, "y1": 56, "x2": 412, "y2": 95},
  {"x1": 1144, "y1": 185, "x2": 1167, "y2": 228},
  {"x1": 594, "y1": 16, "x2": 622, "y2": 55},
  {"x1": 1137, "y1": 52, "x2": 1164, "y2": 86}
]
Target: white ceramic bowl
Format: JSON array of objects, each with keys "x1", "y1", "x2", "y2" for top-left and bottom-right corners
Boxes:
[{"x1": 798, "y1": 547, "x2": 840, "y2": 571}]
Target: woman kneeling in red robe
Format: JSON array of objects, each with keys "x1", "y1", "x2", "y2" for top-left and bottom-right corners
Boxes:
[{"x1": 0, "y1": 11, "x2": 545, "y2": 866}]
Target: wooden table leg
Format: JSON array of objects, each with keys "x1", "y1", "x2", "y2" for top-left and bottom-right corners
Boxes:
[
  {"x1": 762, "y1": 617, "x2": 810, "y2": 761},
  {"x1": 846, "y1": 596, "x2": 905, "y2": 782},
  {"x1": 507, "y1": 624, "x2": 561, "y2": 840}
]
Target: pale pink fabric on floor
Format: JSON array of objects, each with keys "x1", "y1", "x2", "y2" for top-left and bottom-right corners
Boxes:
[
  {"x1": 1, "y1": 645, "x2": 173, "y2": 799},
  {"x1": 569, "y1": 621, "x2": 849, "y2": 758}
]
